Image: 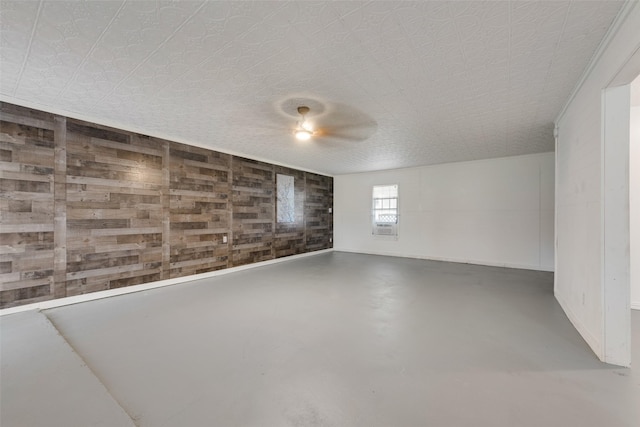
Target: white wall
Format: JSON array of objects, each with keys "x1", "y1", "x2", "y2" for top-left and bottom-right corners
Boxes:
[
  {"x1": 555, "y1": 2, "x2": 640, "y2": 363},
  {"x1": 631, "y1": 76, "x2": 640, "y2": 311},
  {"x1": 334, "y1": 152, "x2": 554, "y2": 271}
]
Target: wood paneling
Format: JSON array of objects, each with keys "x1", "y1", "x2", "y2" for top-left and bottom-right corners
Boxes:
[
  {"x1": 305, "y1": 172, "x2": 333, "y2": 251},
  {"x1": 169, "y1": 142, "x2": 230, "y2": 277},
  {"x1": 65, "y1": 120, "x2": 164, "y2": 296},
  {"x1": 274, "y1": 166, "x2": 306, "y2": 258},
  {"x1": 0, "y1": 104, "x2": 56, "y2": 307},
  {"x1": 0, "y1": 102, "x2": 333, "y2": 309},
  {"x1": 231, "y1": 157, "x2": 274, "y2": 266}
]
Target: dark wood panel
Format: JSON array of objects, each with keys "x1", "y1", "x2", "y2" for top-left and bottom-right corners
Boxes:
[
  {"x1": 169, "y1": 142, "x2": 230, "y2": 277},
  {"x1": 0, "y1": 103, "x2": 56, "y2": 307},
  {"x1": 65, "y1": 120, "x2": 164, "y2": 297},
  {"x1": 305, "y1": 172, "x2": 333, "y2": 251},
  {"x1": 231, "y1": 157, "x2": 274, "y2": 266}
]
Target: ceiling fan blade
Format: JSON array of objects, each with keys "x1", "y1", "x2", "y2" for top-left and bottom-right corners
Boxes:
[
  {"x1": 312, "y1": 102, "x2": 378, "y2": 142},
  {"x1": 315, "y1": 128, "x2": 371, "y2": 142},
  {"x1": 252, "y1": 97, "x2": 379, "y2": 144}
]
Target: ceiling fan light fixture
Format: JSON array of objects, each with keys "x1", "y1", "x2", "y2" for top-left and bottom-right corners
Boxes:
[
  {"x1": 294, "y1": 106, "x2": 313, "y2": 141},
  {"x1": 301, "y1": 120, "x2": 313, "y2": 132},
  {"x1": 295, "y1": 128, "x2": 312, "y2": 141}
]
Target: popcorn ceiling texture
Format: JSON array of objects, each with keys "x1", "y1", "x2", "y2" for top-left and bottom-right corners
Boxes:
[{"x1": 0, "y1": 1, "x2": 624, "y2": 174}]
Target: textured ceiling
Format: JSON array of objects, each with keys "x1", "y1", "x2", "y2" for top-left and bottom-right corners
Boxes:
[{"x1": 0, "y1": 1, "x2": 624, "y2": 175}]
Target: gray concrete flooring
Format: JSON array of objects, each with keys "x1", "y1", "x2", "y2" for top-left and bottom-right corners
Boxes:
[
  {"x1": 1, "y1": 252, "x2": 639, "y2": 426},
  {"x1": 0, "y1": 310, "x2": 135, "y2": 426}
]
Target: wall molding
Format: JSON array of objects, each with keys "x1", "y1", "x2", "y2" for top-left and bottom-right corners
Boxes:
[
  {"x1": 555, "y1": 0, "x2": 638, "y2": 124},
  {"x1": 333, "y1": 249, "x2": 554, "y2": 273},
  {"x1": 0, "y1": 249, "x2": 333, "y2": 317},
  {"x1": 0, "y1": 94, "x2": 331, "y2": 178},
  {"x1": 337, "y1": 151, "x2": 555, "y2": 178}
]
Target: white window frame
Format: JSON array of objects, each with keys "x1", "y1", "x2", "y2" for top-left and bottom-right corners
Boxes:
[{"x1": 372, "y1": 184, "x2": 398, "y2": 237}]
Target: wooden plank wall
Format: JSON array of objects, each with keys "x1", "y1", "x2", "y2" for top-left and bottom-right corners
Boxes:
[
  {"x1": 169, "y1": 142, "x2": 230, "y2": 277},
  {"x1": 305, "y1": 173, "x2": 334, "y2": 251},
  {"x1": 231, "y1": 157, "x2": 274, "y2": 267},
  {"x1": 0, "y1": 104, "x2": 56, "y2": 307},
  {"x1": 65, "y1": 120, "x2": 165, "y2": 296},
  {"x1": 0, "y1": 102, "x2": 333, "y2": 308}
]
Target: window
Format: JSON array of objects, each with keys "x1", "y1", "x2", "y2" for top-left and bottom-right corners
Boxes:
[
  {"x1": 276, "y1": 174, "x2": 295, "y2": 223},
  {"x1": 372, "y1": 184, "x2": 398, "y2": 236}
]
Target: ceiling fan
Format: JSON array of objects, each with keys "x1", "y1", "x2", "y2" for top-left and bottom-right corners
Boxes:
[
  {"x1": 288, "y1": 102, "x2": 378, "y2": 144},
  {"x1": 294, "y1": 106, "x2": 314, "y2": 141}
]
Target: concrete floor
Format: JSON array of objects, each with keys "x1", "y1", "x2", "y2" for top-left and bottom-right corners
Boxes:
[{"x1": 1, "y1": 252, "x2": 639, "y2": 426}]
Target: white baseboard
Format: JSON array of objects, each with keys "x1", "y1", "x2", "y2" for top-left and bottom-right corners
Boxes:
[
  {"x1": 631, "y1": 301, "x2": 640, "y2": 311},
  {"x1": 554, "y1": 291, "x2": 603, "y2": 360},
  {"x1": 0, "y1": 249, "x2": 333, "y2": 317},
  {"x1": 333, "y1": 248, "x2": 554, "y2": 272}
]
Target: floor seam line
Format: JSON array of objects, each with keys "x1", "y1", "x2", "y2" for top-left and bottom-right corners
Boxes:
[{"x1": 41, "y1": 309, "x2": 141, "y2": 427}]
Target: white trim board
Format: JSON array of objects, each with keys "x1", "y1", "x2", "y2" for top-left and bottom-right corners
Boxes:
[{"x1": 0, "y1": 249, "x2": 333, "y2": 317}]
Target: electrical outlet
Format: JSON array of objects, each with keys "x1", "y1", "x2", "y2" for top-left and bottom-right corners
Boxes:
[
  {"x1": 222, "y1": 235, "x2": 228, "y2": 243},
  {"x1": 328, "y1": 207, "x2": 332, "y2": 213},
  {"x1": 329, "y1": 237, "x2": 333, "y2": 243}
]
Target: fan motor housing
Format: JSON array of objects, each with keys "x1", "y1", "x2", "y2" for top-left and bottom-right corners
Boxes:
[{"x1": 297, "y1": 106, "x2": 310, "y2": 115}]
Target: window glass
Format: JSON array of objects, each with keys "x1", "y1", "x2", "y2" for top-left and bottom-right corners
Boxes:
[
  {"x1": 277, "y1": 174, "x2": 295, "y2": 223},
  {"x1": 372, "y1": 185, "x2": 398, "y2": 236}
]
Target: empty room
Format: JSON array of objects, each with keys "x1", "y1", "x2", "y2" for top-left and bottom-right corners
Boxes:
[{"x1": 1, "y1": 1, "x2": 639, "y2": 426}]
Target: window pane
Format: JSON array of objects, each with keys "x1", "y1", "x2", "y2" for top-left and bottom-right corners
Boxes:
[
  {"x1": 276, "y1": 174, "x2": 295, "y2": 223},
  {"x1": 373, "y1": 184, "x2": 397, "y2": 199},
  {"x1": 372, "y1": 184, "x2": 399, "y2": 236}
]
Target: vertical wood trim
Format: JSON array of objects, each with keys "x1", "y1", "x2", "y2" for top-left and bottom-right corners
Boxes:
[
  {"x1": 53, "y1": 115, "x2": 67, "y2": 298},
  {"x1": 303, "y1": 172, "x2": 307, "y2": 251},
  {"x1": 271, "y1": 164, "x2": 276, "y2": 260},
  {"x1": 329, "y1": 177, "x2": 334, "y2": 248},
  {"x1": 161, "y1": 140, "x2": 170, "y2": 280},
  {"x1": 228, "y1": 155, "x2": 234, "y2": 267}
]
